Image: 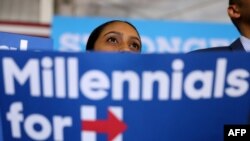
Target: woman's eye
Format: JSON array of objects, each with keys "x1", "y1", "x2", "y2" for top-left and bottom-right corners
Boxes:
[
  {"x1": 130, "y1": 43, "x2": 140, "y2": 50},
  {"x1": 107, "y1": 37, "x2": 118, "y2": 43}
]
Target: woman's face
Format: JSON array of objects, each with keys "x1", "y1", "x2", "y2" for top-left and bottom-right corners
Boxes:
[{"x1": 93, "y1": 22, "x2": 141, "y2": 52}]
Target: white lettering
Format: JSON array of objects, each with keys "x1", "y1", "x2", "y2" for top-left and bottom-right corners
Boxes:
[
  {"x1": 0, "y1": 45, "x2": 10, "y2": 50},
  {"x1": 142, "y1": 71, "x2": 170, "y2": 101},
  {"x1": 53, "y1": 116, "x2": 72, "y2": 141},
  {"x1": 3, "y1": 58, "x2": 40, "y2": 96},
  {"x1": 59, "y1": 33, "x2": 81, "y2": 51},
  {"x1": 112, "y1": 71, "x2": 140, "y2": 101},
  {"x1": 20, "y1": 40, "x2": 28, "y2": 51},
  {"x1": 241, "y1": 129, "x2": 246, "y2": 136},
  {"x1": 42, "y1": 57, "x2": 54, "y2": 97},
  {"x1": 6, "y1": 102, "x2": 24, "y2": 138},
  {"x1": 214, "y1": 59, "x2": 227, "y2": 98},
  {"x1": 228, "y1": 129, "x2": 235, "y2": 136},
  {"x1": 0, "y1": 40, "x2": 28, "y2": 51},
  {"x1": 80, "y1": 70, "x2": 110, "y2": 100},
  {"x1": 184, "y1": 71, "x2": 213, "y2": 99},
  {"x1": 24, "y1": 114, "x2": 52, "y2": 140},
  {"x1": 171, "y1": 59, "x2": 184, "y2": 100},
  {"x1": 226, "y1": 69, "x2": 249, "y2": 97},
  {"x1": 6, "y1": 102, "x2": 72, "y2": 140},
  {"x1": 141, "y1": 36, "x2": 155, "y2": 53},
  {"x1": 2, "y1": 57, "x2": 249, "y2": 101},
  {"x1": 68, "y1": 58, "x2": 79, "y2": 98},
  {"x1": 183, "y1": 38, "x2": 206, "y2": 53},
  {"x1": 55, "y1": 57, "x2": 66, "y2": 98},
  {"x1": 156, "y1": 37, "x2": 181, "y2": 53},
  {"x1": 236, "y1": 129, "x2": 241, "y2": 136}
]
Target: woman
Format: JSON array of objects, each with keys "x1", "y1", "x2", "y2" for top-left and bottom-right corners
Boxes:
[{"x1": 86, "y1": 20, "x2": 142, "y2": 52}]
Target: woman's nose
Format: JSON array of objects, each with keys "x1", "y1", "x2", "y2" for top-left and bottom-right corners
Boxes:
[{"x1": 118, "y1": 44, "x2": 131, "y2": 52}]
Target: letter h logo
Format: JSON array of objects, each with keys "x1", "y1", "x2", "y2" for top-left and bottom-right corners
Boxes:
[{"x1": 81, "y1": 106, "x2": 127, "y2": 141}]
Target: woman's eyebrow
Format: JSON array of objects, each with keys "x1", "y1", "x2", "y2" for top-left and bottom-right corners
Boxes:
[
  {"x1": 130, "y1": 36, "x2": 141, "y2": 45},
  {"x1": 130, "y1": 36, "x2": 140, "y2": 42},
  {"x1": 103, "y1": 31, "x2": 121, "y2": 36},
  {"x1": 103, "y1": 31, "x2": 141, "y2": 45}
]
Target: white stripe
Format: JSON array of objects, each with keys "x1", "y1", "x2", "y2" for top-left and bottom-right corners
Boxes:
[
  {"x1": 0, "y1": 24, "x2": 50, "y2": 36},
  {"x1": 81, "y1": 131, "x2": 96, "y2": 141},
  {"x1": 81, "y1": 106, "x2": 97, "y2": 141},
  {"x1": 81, "y1": 106, "x2": 96, "y2": 120}
]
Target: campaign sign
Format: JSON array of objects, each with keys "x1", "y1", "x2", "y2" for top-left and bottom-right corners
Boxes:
[
  {"x1": 0, "y1": 31, "x2": 53, "y2": 140},
  {"x1": 0, "y1": 112, "x2": 2, "y2": 141},
  {"x1": 52, "y1": 16, "x2": 239, "y2": 53},
  {"x1": 0, "y1": 32, "x2": 53, "y2": 51},
  {"x1": 0, "y1": 51, "x2": 249, "y2": 141}
]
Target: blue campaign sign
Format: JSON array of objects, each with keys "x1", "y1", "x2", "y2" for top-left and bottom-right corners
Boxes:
[
  {"x1": 52, "y1": 16, "x2": 239, "y2": 53},
  {"x1": 0, "y1": 32, "x2": 53, "y2": 51},
  {"x1": 0, "y1": 51, "x2": 250, "y2": 141},
  {"x1": 0, "y1": 112, "x2": 2, "y2": 141}
]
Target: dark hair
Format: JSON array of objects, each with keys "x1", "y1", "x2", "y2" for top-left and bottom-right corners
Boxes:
[
  {"x1": 229, "y1": 0, "x2": 241, "y2": 5},
  {"x1": 229, "y1": 0, "x2": 235, "y2": 4},
  {"x1": 86, "y1": 20, "x2": 141, "y2": 51}
]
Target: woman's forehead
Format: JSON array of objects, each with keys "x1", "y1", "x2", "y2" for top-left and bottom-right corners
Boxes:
[{"x1": 101, "y1": 22, "x2": 139, "y2": 36}]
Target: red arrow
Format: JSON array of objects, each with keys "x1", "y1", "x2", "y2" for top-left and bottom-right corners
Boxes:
[{"x1": 82, "y1": 110, "x2": 127, "y2": 141}]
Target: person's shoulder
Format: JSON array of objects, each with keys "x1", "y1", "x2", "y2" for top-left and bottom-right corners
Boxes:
[
  {"x1": 189, "y1": 46, "x2": 231, "y2": 53},
  {"x1": 188, "y1": 38, "x2": 247, "y2": 53}
]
